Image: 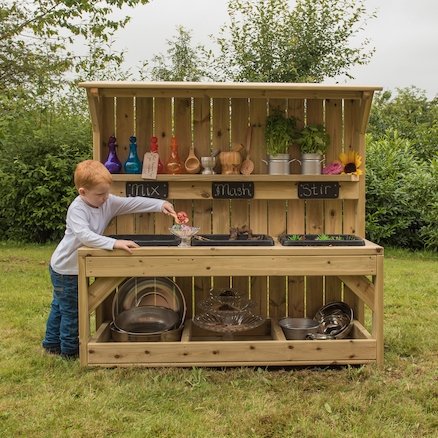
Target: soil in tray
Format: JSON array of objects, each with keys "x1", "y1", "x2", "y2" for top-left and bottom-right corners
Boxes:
[
  {"x1": 279, "y1": 234, "x2": 365, "y2": 246},
  {"x1": 191, "y1": 234, "x2": 274, "y2": 246},
  {"x1": 108, "y1": 234, "x2": 181, "y2": 246}
]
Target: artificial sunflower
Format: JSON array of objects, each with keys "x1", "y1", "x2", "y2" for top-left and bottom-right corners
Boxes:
[{"x1": 339, "y1": 150, "x2": 363, "y2": 175}]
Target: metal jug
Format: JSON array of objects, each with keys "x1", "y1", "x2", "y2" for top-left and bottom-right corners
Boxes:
[
  {"x1": 296, "y1": 153, "x2": 325, "y2": 175},
  {"x1": 262, "y1": 154, "x2": 295, "y2": 175}
]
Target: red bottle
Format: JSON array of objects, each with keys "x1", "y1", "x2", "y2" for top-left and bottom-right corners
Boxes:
[
  {"x1": 165, "y1": 136, "x2": 184, "y2": 174},
  {"x1": 150, "y1": 136, "x2": 165, "y2": 174}
]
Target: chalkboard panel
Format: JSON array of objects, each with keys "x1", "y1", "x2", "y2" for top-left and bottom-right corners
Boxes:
[
  {"x1": 126, "y1": 182, "x2": 168, "y2": 199},
  {"x1": 212, "y1": 182, "x2": 254, "y2": 199},
  {"x1": 298, "y1": 182, "x2": 339, "y2": 199}
]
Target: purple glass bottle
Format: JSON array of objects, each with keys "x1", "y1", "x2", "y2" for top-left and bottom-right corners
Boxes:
[{"x1": 104, "y1": 135, "x2": 122, "y2": 174}]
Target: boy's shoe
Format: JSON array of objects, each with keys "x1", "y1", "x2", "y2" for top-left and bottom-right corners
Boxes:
[
  {"x1": 43, "y1": 345, "x2": 61, "y2": 355},
  {"x1": 61, "y1": 351, "x2": 79, "y2": 360}
]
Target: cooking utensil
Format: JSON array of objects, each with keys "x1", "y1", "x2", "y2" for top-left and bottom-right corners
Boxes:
[
  {"x1": 112, "y1": 277, "x2": 186, "y2": 328},
  {"x1": 110, "y1": 322, "x2": 183, "y2": 342},
  {"x1": 240, "y1": 126, "x2": 254, "y2": 175},
  {"x1": 278, "y1": 317, "x2": 320, "y2": 340},
  {"x1": 201, "y1": 156, "x2": 216, "y2": 174},
  {"x1": 113, "y1": 306, "x2": 179, "y2": 334},
  {"x1": 184, "y1": 145, "x2": 201, "y2": 173},
  {"x1": 219, "y1": 151, "x2": 242, "y2": 174},
  {"x1": 314, "y1": 301, "x2": 354, "y2": 339}
]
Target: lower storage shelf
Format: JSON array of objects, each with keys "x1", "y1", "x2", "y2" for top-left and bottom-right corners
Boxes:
[{"x1": 85, "y1": 319, "x2": 376, "y2": 367}]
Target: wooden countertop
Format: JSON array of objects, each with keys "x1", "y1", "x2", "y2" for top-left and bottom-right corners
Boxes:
[{"x1": 78, "y1": 240, "x2": 383, "y2": 258}]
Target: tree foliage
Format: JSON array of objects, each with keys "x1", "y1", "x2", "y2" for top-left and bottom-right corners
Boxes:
[
  {"x1": 0, "y1": 0, "x2": 150, "y2": 95},
  {"x1": 213, "y1": 0, "x2": 375, "y2": 82},
  {"x1": 368, "y1": 87, "x2": 438, "y2": 161},
  {"x1": 365, "y1": 88, "x2": 438, "y2": 250},
  {"x1": 143, "y1": 26, "x2": 210, "y2": 81}
]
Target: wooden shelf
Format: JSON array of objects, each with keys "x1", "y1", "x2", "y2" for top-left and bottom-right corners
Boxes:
[{"x1": 111, "y1": 174, "x2": 359, "y2": 182}]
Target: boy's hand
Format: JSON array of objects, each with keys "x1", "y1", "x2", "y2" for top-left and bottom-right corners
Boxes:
[
  {"x1": 161, "y1": 201, "x2": 177, "y2": 217},
  {"x1": 114, "y1": 239, "x2": 139, "y2": 254}
]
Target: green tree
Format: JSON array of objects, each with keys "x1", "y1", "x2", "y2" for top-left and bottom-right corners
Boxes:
[
  {"x1": 368, "y1": 87, "x2": 438, "y2": 161},
  {"x1": 143, "y1": 26, "x2": 210, "y2": 81},
  {"x1": 0, "y1": 0, "x2": 150, "y2": 95},
  {"x1": 213, "y1": 0, "x2": 375, "y2": 82}
]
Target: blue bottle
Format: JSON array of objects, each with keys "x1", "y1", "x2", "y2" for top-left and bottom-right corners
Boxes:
[
  {"x1": 124, "y1": 136, "x2": 142, "y2": 174},
  {"x1": 104, "y1": 135, "x2": 122, "y2": 174}
]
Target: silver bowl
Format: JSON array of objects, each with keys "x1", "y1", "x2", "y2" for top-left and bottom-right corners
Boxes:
[
  {"x1": 279, "y1": 317, "x2": 320, "y2": 340},
  {"x1": 113, "y1": 306, "x2": 179, "y2": 334}
]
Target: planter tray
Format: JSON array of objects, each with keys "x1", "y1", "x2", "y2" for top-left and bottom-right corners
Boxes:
[
  {"x1": 192, "y1": 234, "x2": 274, "y2": 246},
  {"x1": 279, "y1": 234, "x2": 365, "y2": 246},
  {"x1": 108, "y1": 234, "x2": 181, "y2": 246}
]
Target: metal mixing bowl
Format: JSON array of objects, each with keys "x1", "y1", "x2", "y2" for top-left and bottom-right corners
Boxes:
[
  {"x1": 279, "y1": 317, "x2": 320, "y2": 340},
  {"x1": 113, "y1": 306, "x2": 179, "y2": 334}
]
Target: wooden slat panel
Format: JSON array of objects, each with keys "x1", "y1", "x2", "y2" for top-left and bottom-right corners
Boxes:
[
  {"x1": 101, "y1": 96, "x2": 115, "y2": 162},
  {"x1": 287, "y1": 199, "x2": 305, "y2": 317},
  {"x1": 174, "y1": 199, "x2": 194, "y2": 318},
  {"x1": 86, "y1": 255, "x2": 377, "y2": 277},
  {"x1": 135, "y1": 97, "x2": 153, "y2": 159},
  {"x1": 249, "y1": 98, "x2": 267, "y2": 174},
  {"x1": 154, "y1": 97, "x2": 173, "y2": 165},
  {"x1": 230, "y1": 199, "x2": 250, "y2": 296},
  {"x1": 324, "y1": 98, "x2": 343, "y2": 304},
  {"x1": 286, "y1": 97, "x2": 305, "y2": 315},
  {"x1": 267, "y1": 200, "x2": 287, "y2": 318},
  {"x1": 115, "y1": 97, "x2": 135, "y2": 234},
  {"x1": 266, "y1": 99, "x2": 288, "y2": 318},
  {"x1": 102, "y1": 96, "x2": 117, "y2": 235},
  {"x1": 305, "y1": 99, "x2": 324, "y2": 317},
  {"x1": 153, "y1": 97, "x2": 173, "y2": 234},
  {"x1": 248, "y1": 199, "x2": 268, "y2": 317},
  {"x1": 230, "y1": 98, "x2": 250, "y2": 295},
  {"x1": 193, "y1": 97, "x2": 212, "y2": 309},
  {"x1": 174, "y1": 97, "x2": 192, "y2": 169},
  {"x1": 343, "y1": 99, "x2": 362, "y2": 320},
  {"x1": 133, "y1": 97, "x2": 154, "y2": 233},
  {"x1": 212, "y1": 98, "x2": 230, "y2": 153},
  {"x1": 211, "y1": 199, "x2": 231, "y2": 291},
  {"x1": 287, "y1": 98, "x2": 305, "y2": 174}
]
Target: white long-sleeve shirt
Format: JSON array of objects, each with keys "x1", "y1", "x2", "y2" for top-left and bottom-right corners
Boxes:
[{"x1": 50, "y1": 194, "x2": 165, "y2": 275}]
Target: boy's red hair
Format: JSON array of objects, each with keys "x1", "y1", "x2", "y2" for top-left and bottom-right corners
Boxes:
[{"x1": 74, "y1": 160, "x2": 112, "y2": 190}]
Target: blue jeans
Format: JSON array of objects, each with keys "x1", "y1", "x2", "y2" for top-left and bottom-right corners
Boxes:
[{"x1": 42, "y1": 266, "x2": 79, "y2": 355}]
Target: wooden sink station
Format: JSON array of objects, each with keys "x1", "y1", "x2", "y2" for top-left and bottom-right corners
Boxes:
[{"x1": 78, "y1": 81, "x2": 383, "y2": 367}]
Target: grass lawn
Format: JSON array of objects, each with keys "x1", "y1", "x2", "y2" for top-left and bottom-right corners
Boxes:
[{"x1": 0, "y1": 242, "x2": 437, "y2": 438}]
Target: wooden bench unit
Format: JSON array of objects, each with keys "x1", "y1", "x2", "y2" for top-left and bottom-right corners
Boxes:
[
  {"x1": 78, "y1": 81, "x2": 383, "y2": 367},
  {"x1": 78, "y1": 242, "x2": 383, "y2": 367}
]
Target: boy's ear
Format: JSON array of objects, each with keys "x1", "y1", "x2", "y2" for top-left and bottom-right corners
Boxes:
[{"x1": 78, "y1": 187, "x2": 86, "y2": 196}]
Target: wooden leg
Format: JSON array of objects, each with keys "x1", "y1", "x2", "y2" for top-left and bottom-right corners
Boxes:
[
  {"x1": 78, "y1": 255, "x2": 89, "y2": 366},
  {"x1": 374, "y1": 254, "x2": 384, "y2": 366}
]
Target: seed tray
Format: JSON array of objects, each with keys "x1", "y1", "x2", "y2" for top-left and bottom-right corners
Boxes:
[
  {"x1": 191, "y1": 234, "x2": 274, "y2": 246},
  {"x1": 279, "y1": 234, "x2": 365, "y2": 246}
]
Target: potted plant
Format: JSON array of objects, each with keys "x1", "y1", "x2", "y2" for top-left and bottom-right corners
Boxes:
[
  {"x1": 296, "y1": 124, "x2": 330, "y2": 174},
  {"x1": 263, "y1": 109, "x2": 298, "y2": 174}
]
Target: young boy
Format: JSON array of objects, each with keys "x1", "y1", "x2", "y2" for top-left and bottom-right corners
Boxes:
[{"x1": 42, "y1": 160, "x2": 176, "y2": 358}]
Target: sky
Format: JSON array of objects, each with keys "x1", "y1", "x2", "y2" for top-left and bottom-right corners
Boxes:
[{"x1": 114, "y1": 0, "x2": 438, "y2": 98}]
